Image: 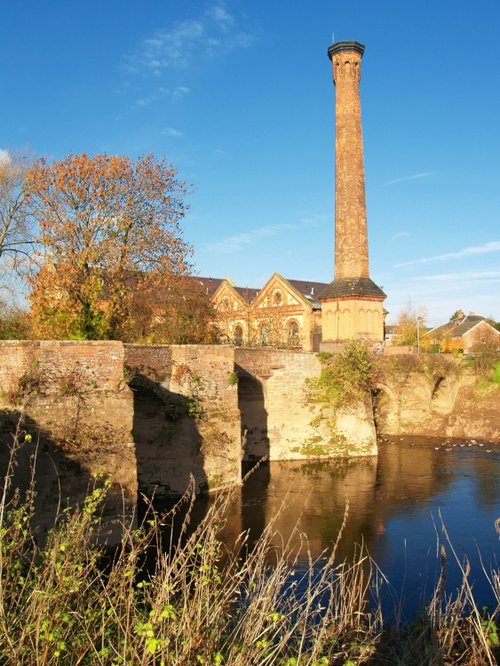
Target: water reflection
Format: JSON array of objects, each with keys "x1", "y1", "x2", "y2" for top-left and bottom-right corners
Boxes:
[{"x1": 153, "y1": 438, "x2": 500, "y2": 614}]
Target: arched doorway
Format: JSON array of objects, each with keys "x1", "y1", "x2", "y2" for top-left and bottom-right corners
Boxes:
[
  {"x1": 233, "y1": 324, "x2": 243, "y2": 346},
  {"x1": 287, "y1": 320, "x2": 300, "y2": 346}
]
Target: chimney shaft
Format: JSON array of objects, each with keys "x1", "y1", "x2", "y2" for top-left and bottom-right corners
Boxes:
[{"x1": 328, "y1": 41, "x2": 369, "y2": 279}]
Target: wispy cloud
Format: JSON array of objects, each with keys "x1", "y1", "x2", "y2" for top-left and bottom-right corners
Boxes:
[
  {"x1": 124, "y1": 2, "x2": 256, "y2": 75},
  {"x1": 299, "y1": 213, "x2": 329, "y2": 228},
  {"x1": 407, "y1": 270, "x2": 500, "y2": 283},
  {"x1": 206, "y1": 4, "x2": 235, "y2": 32},
  {"x1": 205, "y1": 223, "x2": 299, "y2": 254},
  {"x1": 396, "y1": 241, "x2": 500, "y2": 267},
  {"x1": 172, "y1": 85, "x2": 189, "y2": 100},
  {"x1": 383, "y1": 171, "x2": 435, "y2": 186},
  {"x1": 390, "y1": 231, "x2": 411, "y2": 240},
  {"x1": 135, "y1": 85, "x2": 190, "y2": 107},
  {"x1": 161, "y1": 127, "x2": 182, "y2": 137}
]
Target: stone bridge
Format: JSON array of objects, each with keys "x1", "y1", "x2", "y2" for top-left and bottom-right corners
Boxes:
[
  {"x1": 2, "y1": 341, "x2": 494, "y2": 545},
  {"x1": 0, "y1": 342, "x2": 336, "y2": 530}
]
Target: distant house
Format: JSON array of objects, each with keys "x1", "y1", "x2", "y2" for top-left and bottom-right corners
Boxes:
[
  {"x1": 424, "y1": 313, "x2": 500, "y2": 353},
  {"x1": 384, "y1": 324, "x2": 399, "y2": 344}
]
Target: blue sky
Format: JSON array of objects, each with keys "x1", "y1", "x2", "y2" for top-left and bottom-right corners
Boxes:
[{"x1": 1, "y1": 0, "x2": 499, "y2": 325}]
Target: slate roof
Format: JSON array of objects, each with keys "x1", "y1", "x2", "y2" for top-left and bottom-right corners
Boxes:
[
  {"x1": 234, "y1": 286, "x2": 260, "y2": 303},
  {"x1": 194, "y1": 277, "x2": 224, "y2": 297},
  {"x1": 286, "y1": 279, "x2": 330, "y2": 308},
  {"x1": 425, "y1": 314, "x2": 498, "y2": 339},
  {"x1": 195, "y1": 277, "x2": 259, "y2": 303},
  {"x1": 318, "y1": 277, "x2": 386, "y2": 300}
]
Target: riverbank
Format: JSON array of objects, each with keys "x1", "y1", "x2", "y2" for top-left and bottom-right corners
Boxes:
[{"x1": 1, "y1": 445, "x2": 499, "y2": 665}]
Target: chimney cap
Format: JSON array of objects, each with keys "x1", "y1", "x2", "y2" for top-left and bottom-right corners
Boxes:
[{"x1": 328, "y1": 41, "x2": 365, "y2": 60}]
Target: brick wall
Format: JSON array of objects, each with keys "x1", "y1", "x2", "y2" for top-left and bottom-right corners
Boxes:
[
  {"x1": 0, "y1": 340, "x2": 135, "y2": 544},
  {"x1": 124, "y1": 344, "x2": 241, "y2": 496}
]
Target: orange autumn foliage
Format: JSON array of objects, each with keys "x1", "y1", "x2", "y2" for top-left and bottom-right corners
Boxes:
[{"x1": 26, "y1": 153, "x2": 192, "y2": 340}]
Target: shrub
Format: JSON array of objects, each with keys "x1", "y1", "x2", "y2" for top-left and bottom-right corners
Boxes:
[{"x1": 309, "y1": 340, "x2": 373, "y2": 409}]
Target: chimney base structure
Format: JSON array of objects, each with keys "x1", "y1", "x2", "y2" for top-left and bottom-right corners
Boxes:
[{"x1": 319, "y1": 41, "x2": 386, "y2": 347}]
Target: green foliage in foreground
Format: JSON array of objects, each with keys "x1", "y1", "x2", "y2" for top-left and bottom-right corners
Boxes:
[{"x1": 0, "y1": 455, "x2": 499, "y2": 664}]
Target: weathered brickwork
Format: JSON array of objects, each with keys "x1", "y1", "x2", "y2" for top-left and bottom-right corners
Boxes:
[
  {"x1": 1, "y1": 341, "x2": 499, "y2": 541},
  {"x1": 320, "y1": 41, "x2": 386, "y2": 344},
  {"x1": 374, "y1": 364, "x2": 500, "y2": 443},
  {"x1": 331, "y1": 42, "x2": 368, "y2": 280},
  {"x1": 124, "y1": 344, "x2": 241, "y2": 497},
  {"x1": 235, "y1": 348, "x2": 377, "y2": 460},
  {"x1": 0, "y1": 341, "x2": 135, "y2": 543}
]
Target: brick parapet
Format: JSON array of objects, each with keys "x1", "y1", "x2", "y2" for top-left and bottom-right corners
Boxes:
[{"x1": 0, "y1": 340, "x2": 125, "y2": 396}]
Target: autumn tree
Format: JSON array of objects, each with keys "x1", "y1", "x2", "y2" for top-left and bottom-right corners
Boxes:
[
  {"x1": 128, "y1": 275, "x2": 215, "y2": 344},
  {"x1": 0, "y1": 302, "x2": 32, "y2": 340},
  {"x1": 393, "y1": 305, "x2": 428, "y2": 347},
  {"x1": 26, "y1": 153, "x2": 191, "y2": 340},
  {"x1": 0, "y1": 150, "x2": 35, "y2": 297}
]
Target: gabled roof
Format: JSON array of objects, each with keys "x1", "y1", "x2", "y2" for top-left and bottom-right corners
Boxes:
[
  {"x1": 251, "y1": 273, "x2": 326, "y2": 310},
  {"x1": 287, "y1": 279, "x2": 329, "y2": 308},
  {"x1": 211, "y1": 278, "x2": 257, "y2": 309},
  {"x1": 425, "y1": 314, "x2": 499, "y2": 339},
  {"x1": 195, "y1": 277, "x2": 259, "y2": 303},
  {"x1": 234, "y1": 286, "x2": 260, "y2": 303},
  {"x1": 198, "y1": 274, "x2": 331, "y2": 308},
  {"x1": 193, "y1": 277, "x2": 224, "y2": 297}
]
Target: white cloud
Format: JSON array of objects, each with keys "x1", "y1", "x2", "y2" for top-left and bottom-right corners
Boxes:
[
  {"x1": 205, "y1": 223, "x2": 299, "y2": 254},
  {"x1": 396, "y1": 241, "x2": 500, "y2": 267},
  {"x1": 299, "y1": 213, "x2": 329, "y2": 228},
  {"x1": 390, "y1": 231, "x2": 411, "y2": 240},
  {"x1": 161, "y1": 127, "x2": 182, "y2": 137},
  {"x1": 383, "y1": 171, "x2": 435, "y2": 186},
  {"x1": 124, "y1": 4, "x2": 255, "y2": 75},
  {"x1": 135, "y1": 85, "x2": 190, "y2": 107},
  {"x1": 172, "y1": 85, "x2": 190, "y2": 100},
  {"x1": 207, "y1": 3, "x2": 235, "y2": 32},
  {"x1": 0, "y1": 149, "x2": 11, "y2": 166},
  {"x1": 203, "y1": 214, "x2": 329, "y2": 255},
  {"x1": 407, "y1": 270, "x2": 500, "y2": 283}
]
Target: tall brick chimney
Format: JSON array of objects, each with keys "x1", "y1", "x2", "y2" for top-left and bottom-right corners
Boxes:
[{"x1": 319, "y1": 41, "x2": 386, "y2": 347}]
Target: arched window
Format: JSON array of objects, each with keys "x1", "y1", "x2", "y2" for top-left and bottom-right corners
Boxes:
[
  {"x1": 273, "y1": 290, "x2": 283, "y2": 306},
  {"x1": 260, "y1": 325, "x2": 269, "y2": 346},
  {"x1": 233, "y1": 324, "x2": 243, "y2": 346},
  {"x1": 287, "y1": 320, "x2": 300, "y2": 345}
]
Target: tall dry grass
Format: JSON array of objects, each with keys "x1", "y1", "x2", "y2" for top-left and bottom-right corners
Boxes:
[{"x1": 0, "y1": 433, "x2": 498, "y2": 665}]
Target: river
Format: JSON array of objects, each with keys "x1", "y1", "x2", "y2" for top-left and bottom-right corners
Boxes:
[{"x1": 157, "y1": 436, "x2": 500, "y2": 619}]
